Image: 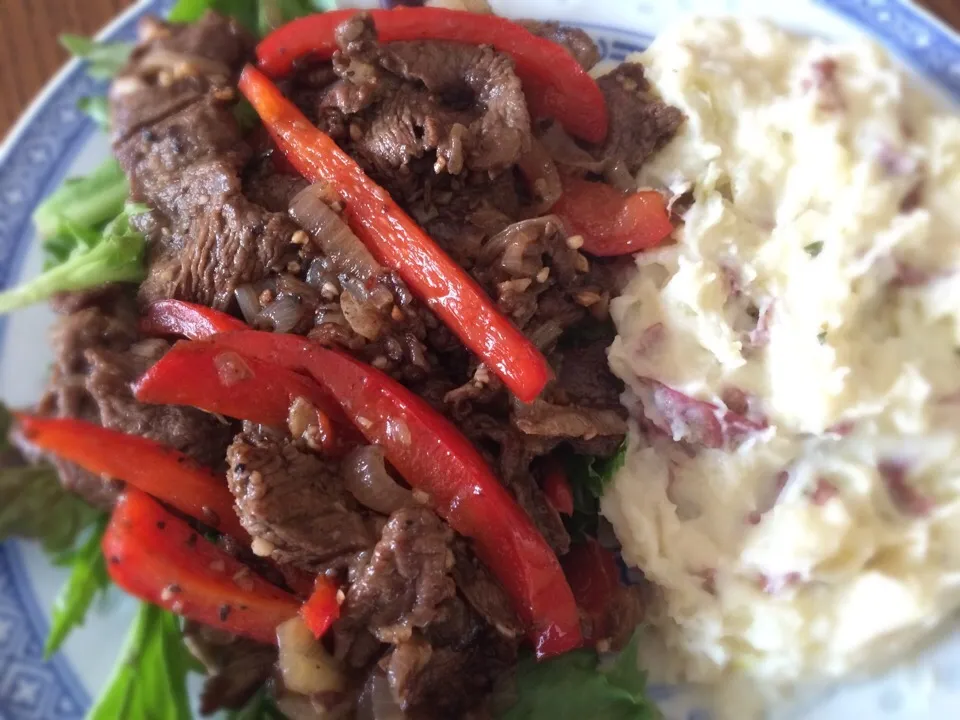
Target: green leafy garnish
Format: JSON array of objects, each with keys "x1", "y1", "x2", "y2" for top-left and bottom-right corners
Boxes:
[
  {"x1": 501, "y1": 633, "x2": 660, "y2": 720},
  {"x1": 78, "y1": 96, "x2": 111, "y2": 131},
  {"x1": 0, "y1": 406, "x2": 101, "y2": 553},
  {"x1": 804, "y1": 241, "x2": 824, "y2": 257},
  {"x1": 60, "y1": 35, "x2": 134, "y2": 79},
  {"x1": 33, "y1": 158, "x2": 128, "y2": 241},
  {"x1": 169, "y1": 0, "x2": 337, "y2": 37},
  {"x1": 566, "y1": 443, "x2": 625, "y2": 538},
  {"x1": 44, "y1": 517, "x2": 112, "y2": 659},
  {"x1": 227, "y1": 688, "x2": 288, "y2": 719},
  {"x1": 86, "y1": 604, "x2": 195, "y2": 720},
  {"x1": 0, "y1": 204, "x2": 148, "y2": 314}
]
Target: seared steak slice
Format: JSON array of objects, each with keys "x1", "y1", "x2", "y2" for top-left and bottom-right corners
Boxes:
[
  {"x1": 86, "y1": 341, "x2": 233, "y2": 470},
  {"x1": 304, "y1": 14, "x2": 532, "y2": 177},
  {"x1": 386, "y1": 624, "x2": 518, "y2": 719},
  {"x1": 451, "y1": 541, "x2": 522, "y2": 640},
  {"x1": 226, "y1": 428, "x2": 374, "y2": 572},
  {"x1": 596, "y1": 63, "x2": 685, "y2": 173},
  {"x1": 518, "y1": 20, "x2": 601, "y2": 70},
  {"x1": 33, "y1": 290, "x2": 232, "y2": 507},
  {"x1": 342, "y1": 507, "x2": 457, "y2": 644},
  {"x1": 182, "y1": 621, "x2": 277, "y2": 715},
  {"x1": 111, "y1": 13, "x2": 300, "y2": 309}
]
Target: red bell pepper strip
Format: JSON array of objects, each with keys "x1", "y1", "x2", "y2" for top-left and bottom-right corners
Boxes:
[
  {"x1": 238, "y1": 66, "x2": 552, "y2": 404},
  {"x1": 256, "y1": 8, "x2": 608, "y2": 143},
  {"x1": 553, "y1": 175, "x2": 674, "y2": 257},
  {"x1": 140, "y1": 300, "x2": 247, "y2": 340},
  {"x1": 562, "y1": 538, "x2": 623, "y2": 645},
  {"x1": 133, "y1": 340, "x2": 359, "y2": 452},
  {"x1": 205, "y1": 330, "x2": 582, "y2": 658},
  {"x1": 103, "y1": 489, "x2": 300, "y2": 645},
  {"x1": 301, "y1": 577, "x2": 341, "y2": 640},
  {"x1": 16, "y1": 414, "x2": 247, "y2": 541},
  {"x1": 542, "y1": 462, "x2": 574, "y2": 516}
]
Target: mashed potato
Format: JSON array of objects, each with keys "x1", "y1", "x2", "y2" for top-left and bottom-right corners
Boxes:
[{"x1": 603, "y1": 16, "x2": 960, "y2": 713}]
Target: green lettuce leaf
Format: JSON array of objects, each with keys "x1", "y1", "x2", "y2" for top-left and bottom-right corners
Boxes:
[
  {"x1": 60, "y1": 35, "x2": 134, "y2": 79},
  {"x1": 78, "y1": 96, "x2": 111, "y2": 131},
  {"x1": 86, "y1": 604, "x2": 195, "y2": 720},
  {"x1": 33, "y1": 158, "x2": 128, "y2": 240},
  {"x1": 44, "y1": 516, "x2": 112, "y2": 659},
  {"x1": 566, "y1": 442, "x2": 625, "y2": 538},
  {"x1": 500, "y1": 633, "x2": 661, "y2": 720},
  {"x1": 169, "y1": 0, "x2": 337, "y2": 37},
  {"x1": 0, "y1": 204, "x2": 148, "y2": 315},
  {"x1": 227, "y1": 688, "x2": 287, "y2": 719},
  {"x1": 0, "y1": 406, "x2": 101, "y2": 553}
]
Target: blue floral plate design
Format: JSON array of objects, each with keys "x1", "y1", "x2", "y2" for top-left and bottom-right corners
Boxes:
[{"x1": 0, "y1": 1, "x2": 957, "y2": 717}]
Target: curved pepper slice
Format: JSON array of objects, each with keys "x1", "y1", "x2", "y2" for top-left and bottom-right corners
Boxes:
[
  {"x1": 301, "y1": 577, "x2": 341, "y2": 640},
  {"x1": 140, "y1": 300, "x2": 248, "y2": 339},
  {"x1": 133, "y1": 340, "x2": 359, "y2": 453},
  {"x1": 204, "y1": 330, "x2": 582, "y2": 658},
  {"x1": 553, "y1": 175, "x2": 674, "y2": 257},
  {"x1": 562, "y1": 538, "x2": 624, "y2": 646},
  {"x1": 103, "y1": 489, "x2": 300, "y2": 645},
  {"x1": 542, "y1": 462, "x2": 574, "y2": 517},
  {"x1": 16, "y1": 414, "x2": 247, "y2": 541},
  {"x1": 238, "y1": 66, "x2": 552, "y2": 404},
  {"x1": 256, "y1": 8, "x2": 608, "y2": 143}
]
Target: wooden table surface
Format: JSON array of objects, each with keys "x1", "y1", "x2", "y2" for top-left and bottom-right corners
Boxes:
[{"x1": 1, "y1": 0, "x2": 959, "y2": 138}]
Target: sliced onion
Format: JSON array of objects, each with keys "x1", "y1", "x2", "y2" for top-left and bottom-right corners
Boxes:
[
  {"x1": 603, "y1": 159, "x2": 637, "y2": 191},
  {"x1": 341, "y1": 276, "x2": 394, "y2": 311},
  {"x1": 539, "y1": 123, "x2": 606, "y2": 173},
  {"x1": 137, "y1": 47, "x2": 231, "y2": 79},
  {"x1": 517, "y1": 138, "x2": 563, "y2": 215},
  {"x1": 340, "y1": 290, "x2": 384, "y2": 341},
  {"x1": 290, "y1": 185, "x2": 382, "y2": 284},
  {"x1": 357, "y1": 669, "x2": 404, "y2": 720},
  {"x1": 527, "y1": 320, "x2": 563, "y2": 350},
  {"x1": 343, "y1": 446, "x2": 412, "y2": 515},
  {"x1": 235, "y1": 284, "x2": 262, "y2": 325},
  {"x1": 315, "y1": 307, "x2": 348, "y2": 327},
  {"x1": 277, "y1": 616, "x2": 345, "y2": 696},
  {"x1": 278, "y1": 273, "x2": 320, "y2": 301},
  {"x1": 481, "y1": 215, "x2": 563, "y2": 272},
  {"x1": 258, "y1": 294, "x2": 302, "y2": 334}
]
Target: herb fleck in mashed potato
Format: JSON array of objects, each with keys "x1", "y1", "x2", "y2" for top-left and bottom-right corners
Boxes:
[{"x1": 603, "y1": 16, "x2": 960, "y2": 712}]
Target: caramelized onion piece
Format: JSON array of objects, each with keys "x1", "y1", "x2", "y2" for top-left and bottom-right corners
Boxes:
[
  {"x1": 538, "y1": 123, "x2": 605, "y2": 173},
  {"x1": 276, "y1": 616, "x2": 344, "y2": 696},
  {"x1": 343, "y1": 445, "x2": 412, "y2": 515},
  {"x1": 517, "y1": 138, "x2": 563, "y2": 215}
]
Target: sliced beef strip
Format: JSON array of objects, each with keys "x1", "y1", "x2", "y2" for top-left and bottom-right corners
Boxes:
[
  {"x1": 242, "y1": 155, "x2": 309, "y2": 214},
  {"x1": 341, "y1": 507, "x2": 457, "y2": 644},
  {"x1": 182, "y1": 621, "x2": 277, "y2": 714},
  {"x1": 86, "y1": 341, "x2": 234, "y2": 469},
  {"x1": 110, "y1": 13, "x2": 253, "y2": 143},
  {"x1": 451, "y1": 540, "x2": 522, "y2": 640},
  {"x1": 511, "y1": 397, "x2": 627, "y2": 441},
  {"x1": 518, "y1": 20, "x2": 601, "y2": 71},
  {"x1": 386, "y1": 625, "x2": 518, "y2": 720},
  {"x1": 462, "y1": 415, "x2": 570, "y2": 555},
  {"x1": 111, "y1": 13, "x2": 301, "y2": 310},
  {"x1": 553, "y1": 336, "x2": 625, "y2": 410},
  {"x1": 378, "y1": 40, "x2": 531, "y2": 172},
  {"x1": 595, "y1": 63, "x2": 685, "y2": 173},
  {"x1": 32, "y1": 290, "x2": 232, "y2": 507},
  {"x1": 308, "y1": 14, "x2": 532, "y2": 177},
  {"x1": 226, "y1": 428, "x2": 375, "y2": 573}
]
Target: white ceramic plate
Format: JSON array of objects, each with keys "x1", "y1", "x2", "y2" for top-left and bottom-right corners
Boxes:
[{"x1": 0, "y1": 1, "x2": 958, "y2": 718}]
